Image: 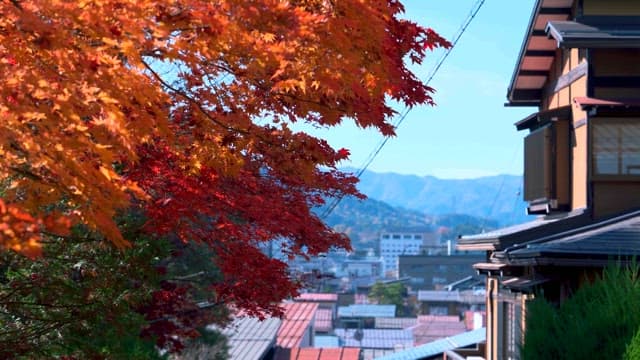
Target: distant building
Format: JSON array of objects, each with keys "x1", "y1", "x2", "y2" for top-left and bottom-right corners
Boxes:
[
  {"x1": 379, "y1": 228, "x2": 440, "y2": 276},
  {"x1": 334, "y1": 328, "x2": 413, "y2": 350},
  {"x1": 274, "y1": 347, "x2": 360, "y2": 360},
  {"x1": 277, "y1": 302, "x2": 319, "y2": 349},
  {"x1": 339, "y1": 258, "x2": 384, "y2": 278},
  {"x1": 294, "y1": 293, "x2": 338, "y2": 333},
  {"x1": 417, "y1": 290, "x2": 485, "y2": 317},
  {"x1": 398, "y1": 254, "x2": 485, "y2": 290},
  {"x1": 215, "y1": 315, "x2": 282, "y2": 360},
  {"x1": 337, "y1": 304, "x2": 396, "y2": 329}
]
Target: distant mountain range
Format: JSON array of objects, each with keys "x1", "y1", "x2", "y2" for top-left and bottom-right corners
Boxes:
[
  {"x1": 315, "y1": 196, "x2": 499, "y2": 252},
  {"x1": 314, "y1": 170, "x2": 534, "y2": 252},
  {"x1": 350, "y1": 169, "x2": 531, "y2": 227}
]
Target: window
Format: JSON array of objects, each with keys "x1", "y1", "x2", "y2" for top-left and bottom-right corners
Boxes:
[
  {"x1": 414, "y1": 235, "x2": 423, "y2": 239},
  {"x1": 593, "y1": 119, "x2": 640, "y2": 176},
  {"x1": 392, "y1": 235, "x2": 401, "y2": 239},
  {"x1": 403, "y1": 234, "x2": 412, "y2": 239},
  {"x1": 522, "y1": 118, "x2": 570, "y2": 213},
  {"x1": 429, "y1": 306, "x2": 448, "y2": 316},
  {"x1": 382, "y1": 234, "x2": 390, "y2": 239}
]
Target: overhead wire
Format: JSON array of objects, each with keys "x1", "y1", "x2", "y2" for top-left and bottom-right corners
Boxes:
[{"x1": 320, "y1": 0, "x2": 487, "y2": 220}]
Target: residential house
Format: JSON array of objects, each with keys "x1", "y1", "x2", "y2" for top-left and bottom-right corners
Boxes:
[
  {"x1": 294, "y1": 293, "x2": 338, "y2": 333},
  {"x1": 417, "y1": 290, "x2": 484, "y2": 317},
  {"x1": 273, "y1": 347, "x2": 360, "y2": 360},
  {"x1": 457, "y1": 0, "x2": 640, "y2": 359},
  {"x1": 340, "y1": 257, "x2": 385, "y2": 278},
  {"x1": 277, "y1": 302, "x2": 319, "y2": 349},
  {"x1": 216, "y1": 316, "x2": 282, "y2": 360},
  {"x1": 374, "y1": 328, "x2": 486, "y2": 360},
  {"x1": 333, "y1": 328, "x2": 414, "y2": 349},
  {"x1": 337, "y1": 304, "x2": 396, "y2": 329},
  {"x1": 398, "y1": 254, "x2": 485, "y2": 290},
  {"x1": 410, "y1": 315, "x2": 468, "y2": 346}
]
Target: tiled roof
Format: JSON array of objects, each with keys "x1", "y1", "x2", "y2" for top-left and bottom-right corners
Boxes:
[
  {"x1": 296, "y1": 293, "x2": 338, "y2": 302},
  {"x1": 314, "y1": 308, "x2": 333, "y2": 333},
  {"x1": 505, "y1": 210, "x2": 640, "y2": 266},
  {"x1": 277, "y1": 302, "x2": 319, "y2": 348},
  {"x1": 374, "y1": 328, "x2": 486, "y2": 360},
  {"x1": 274, "y1": 347, "x2": 360, "y2": 360},
  {"x1": 337, "y1": 304, "x2": 396, "y2": 318},
  {"x1": 458, "y1": 209, "x2": 591, "y2": 251},
  {"x1": 334, "y1": 328, "x2": 413, "y2": 349},
  {"x1": 217, "y1": 316, "x2": 282, "y2": 360}
]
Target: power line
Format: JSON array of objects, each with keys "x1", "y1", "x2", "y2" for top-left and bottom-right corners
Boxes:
[{"x1": 321, "y1": 0, "x2": 487, "y2": 220}]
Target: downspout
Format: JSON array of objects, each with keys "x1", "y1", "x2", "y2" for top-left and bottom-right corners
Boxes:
[{"x1": 487, "y1": 276, "x2": 494, "y2": 360}]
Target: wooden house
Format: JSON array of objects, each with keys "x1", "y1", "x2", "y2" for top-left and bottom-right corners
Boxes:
[{"x1": 457, "y1": 0, "x2": 640, "y2": 359}]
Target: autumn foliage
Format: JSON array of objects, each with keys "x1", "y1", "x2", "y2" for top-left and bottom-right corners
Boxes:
[{"x1": 0, "y1": 0, "x2": 449, "y2": 354}]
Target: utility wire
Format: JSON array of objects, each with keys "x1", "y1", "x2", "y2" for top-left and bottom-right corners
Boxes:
[{"x1": 321, "y1": 0, "x2": 487, "y2": 220}]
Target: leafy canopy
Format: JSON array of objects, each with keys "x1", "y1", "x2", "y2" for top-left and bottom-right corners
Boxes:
[{"x1": 0, "y1": 0, "x2": 449, "y2": 318}]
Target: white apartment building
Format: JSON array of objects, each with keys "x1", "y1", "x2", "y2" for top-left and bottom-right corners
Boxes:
[{"x1": 379, "y1": 230, "x2": 439, "y2": 277}]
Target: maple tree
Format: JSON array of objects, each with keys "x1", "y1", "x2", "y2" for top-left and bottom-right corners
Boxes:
[
  {"x1": 0, "y1": 213, "x2": 230, "y2": 358},
  {"x1": 0, "y1": 0, "x2": 449, "y2": 352}
]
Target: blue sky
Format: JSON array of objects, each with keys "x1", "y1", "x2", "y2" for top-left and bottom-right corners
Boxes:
[{"x1": 302, "y1": 0, "x2": 539, "y2": 179}]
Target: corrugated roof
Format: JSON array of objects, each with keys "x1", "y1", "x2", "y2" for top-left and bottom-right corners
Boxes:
[
  {"x1": 314, "y1": 308, "x2": 333, "y2": 333},
  {"x1": 334, "y1": 328, "x2": 413, "y2": 349},
  {"x1": 296, "y1": 293, "x2": 338, "y2": 302},
  {"x1": 277, "y1": 302, "x2": 319, "y2": 348},
  {"x1": 375, "y1": 317, "x2": 418, "y2": 329},
  {"x1": 274, "y1": 347, "x2": 360, "y2": 360},
  {"x1": 410, "y1": 316, "x2": 468, "y2": 346},
  {"x1": 362, "y1": 349, "x2": 398, "y2": 360},
  {"x1": 417, "y1": 290, "x2": 484, "y2": 304},
  {"x1": 315, "y1": 335, "x2": 341, "y2": 348},
  {"x1": 418, "y1": 315, "x2": 460, "y2": 323},
  {"x1": 547, "y1": 20, "x2": 640, "y2": 48},
  {"x1": 374, "y1": 328, "x2": 486, "y2": 360},
  {"x1": 217, "y1": 316, "x2": 282, "y2": 360},
  {"x1": 337, "y1": 304, "x2": 396, "y2": 318},
  {"x1": 574, "y1": 96, "x2": 640, "y2": 109}
]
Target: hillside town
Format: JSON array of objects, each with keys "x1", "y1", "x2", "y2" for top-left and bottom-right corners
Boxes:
[
  {"x1": 218, "y1": 0, "x2": 640, "y2": 359},
  {"x1": 223, "y1": 227, "x2": 487, "y2": 360},
  {"x1": 2, "y1": 0, "x2": 640, "y2": 359}
]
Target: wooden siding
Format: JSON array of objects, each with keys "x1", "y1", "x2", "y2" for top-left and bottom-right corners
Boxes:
[
  {"x1": 572, "y1": 125, "x2": 588, "y2": 209},
  {"x1": 593, "y1": 182, "x2": 640, "y2": 218},
  {"x1": 583, "y1": 0, "x2": 640, "y2": 16}
]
